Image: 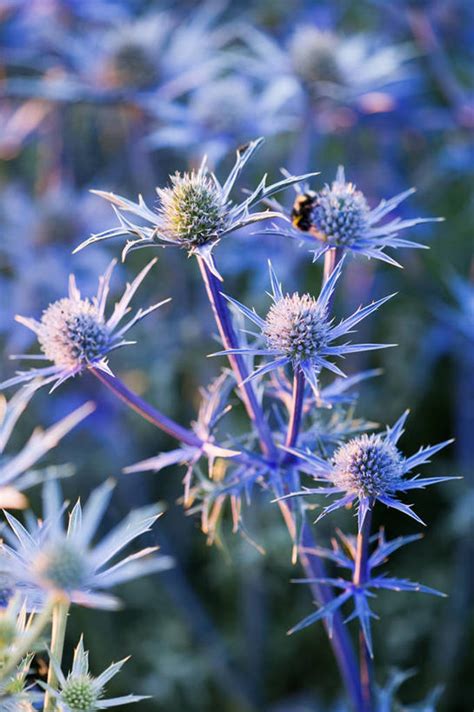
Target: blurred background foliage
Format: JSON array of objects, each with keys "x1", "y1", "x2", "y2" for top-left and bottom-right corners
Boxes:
[{"x1": 0, "y1": 0, "x2": 472, "y2": 710}]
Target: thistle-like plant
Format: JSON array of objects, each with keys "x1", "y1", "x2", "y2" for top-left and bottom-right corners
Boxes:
[
  {"x1": 267, "y1": 167, "x2": 443, "y2": 267},
  {"x1": 0, "y1": 479, "x2": 173, "y2": 610},
  {"x1": 40, "y1": 636, "x2": 148, "y2": 710},
  {"x1": 284, "y1": 410, "x2": 456, "y2": 529},
  {"x1": 73, "y1": 138, "x2": 318, "y2": 278},
  {"x1": 210, "y1": 258, "x2": 394, "y2": 397},
  {"x1": 0, "y1": 259, "x2": 169, "y2": 392}
]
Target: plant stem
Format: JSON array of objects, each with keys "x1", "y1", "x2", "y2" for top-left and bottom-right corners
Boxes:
[
  {"x1": 198, "y1": 256, "x2": 363, "y2": 711},
  {"x1": 197, "y1": 256, "x2": 277, "y2": 460},
  {"x1": 43, "y1": 598, "x2": 70, "y2": 712},
  {"x1": 353, "y1": 507, "x2": 374, "y2": 712},
  {"x1": 0, "y1": 596, "x2": 56, "y2": 680},
  {"x1": 91, "y1": 368, "x2": 202, "y2": 448}
]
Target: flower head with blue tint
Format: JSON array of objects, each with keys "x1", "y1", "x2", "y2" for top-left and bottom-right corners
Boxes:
[
  {"x1": 40, "y1": 636, "x2": 148, "y2": 710},
  {"x1": 146, "y1": 76, "x2": 298, "y2": 166},
  {"x1": 0, "y1": 479, "x2": 173, "y2": 610},
  {"x1": 0, "y1": 655, "x2": 40, "y2": 711},
  {"x1": 241, "y1": 24, "x2": 412, "y2": 108},
  {"x1": 0, "y1": 259, "x2": 169, "y2": 392},
  {"x1": 284, "y1": 411, "x2": 456, "y2": 529},
  {"x1": 289, "y1": 529, "x2": 446, "y2": 657},
  {"x1": 211, "y1": 258, "x2": 395, "y2": 397},
  {"x1": 74, "y1": 138, "x2": 318, "y2": 279},
  {"x1": 0, "y1": 381, "x2": 93, "y2": 508},
  {"x1": 267, "y1": 167, "x2": 442, "y2": 267}
]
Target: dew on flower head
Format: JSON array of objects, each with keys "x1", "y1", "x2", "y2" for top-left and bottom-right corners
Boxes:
[
  {"x1": 35, "y1": 541, "x2": 89, "y2": 592},
  {"x1": 289, "y1": 27, "x2": 342, "y2": 87},
  {"x1": 311, "y1": 179, "x2": 370, "y2": 247},
  {"x1": 331, "y1": 434, "x2": 403, "y2": 498},
  {"x1": 263, "y1": 293, "x2": 330, "y2": 362},
  {"x1": 62, "y1": 675, "x2": 98, "y2": 711},
  {"x1": 37, "y1": 298, "x2": 110, "y2": 370},
  {"x1": 158, "y1": 172, "x2": 227, "y2": 248}
]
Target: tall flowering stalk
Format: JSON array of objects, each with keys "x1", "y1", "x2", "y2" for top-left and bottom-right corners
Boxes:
[{"x1": 0, "y1": 138, "x2": 453, "y2": 712}]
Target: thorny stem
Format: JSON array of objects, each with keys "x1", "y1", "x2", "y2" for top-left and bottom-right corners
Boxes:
[
  {"x1": 197, "y1": 256, "x2": 278, "y2": 461},
  {"x1": 198, "y1": 254, "x2": 364, "y2": 711},
  {"x1": 354, "y1": 507, "x2": 374, "y2": 712},
  {"x1": 0, "y1": 596, "x2": 56, "y2": 681},
  {"x1": 43, "y1": 598, "x2": 70, "y2": 712}
]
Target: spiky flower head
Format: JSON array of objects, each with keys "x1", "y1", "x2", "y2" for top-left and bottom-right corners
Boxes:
[
  {"x1": 331, "y1": 433, "x2": 403, "y2": 499},
  {"x1": 157, "y1": 170, "x2": 228, "y2": 248},
  {"x1": 0, "y1": 657, "x2": 39, "y2": 711},
  {"x1": 42, "y1": 637, "x2": 148, "y2": 710},
  {"x1": 263, "y1": 293, "x2": 331, "y2": 362},
  {"x1": 0, "y1": 479, "x2": 173, "y2": 610},
  {"x1": 0, "y1": 381, "x2": 93, "y2": 508},
  {"x1": 289, "y1": 28, "x2": 342, "y2": 87},
  {"x1": 0, "y1": 259, "x2": 169, "y2": 392},
  {"x1": 212, "y1": 258, "x2": 394, "y2": 398},
  {"x1": 311, "y1": 177, "x2": 370, "y2": 247},
  {"x1": 284, "y1": 411, "x2": 456, "y2": 530},
  {"x1": 74, "y1": 138, "x2": 318, "y2": 279},
  {"x1": 37, "y1": 299, "x2": 110, "y2": 370},
  {"x1": 267, "y1": 166, "x2": 442, "y2": 267}
]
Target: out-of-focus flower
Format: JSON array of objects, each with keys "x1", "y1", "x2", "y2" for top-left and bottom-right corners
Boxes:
[
  {"x1": 74, "y1": 138, "x2": 317, "y2": 278},
  {"x1": 0, "y1": 259, "x2": 169, "y2": 392},
  {"x1": 146, "y1": 76, "x2": 298, "y2": 166},
  {"x1": 0, "y1": 381, "x2": 93, "y2": 508},
  {"x1": 240, "y1": 24, "x2": 413, "y2": 110},
  {"x1": 210, "y1": 259, "x2": 394, "y2": 397},
  {"x1": 0, "y1": 479, "x2": 173, "y2": 610},
  {"x1": 40, "y1": 636, "x2": 148, "y2": 710},
  {"x1": 266, "y1": 167, "x2": 442, "y2": 267},
  {"x1": 289, "y1": 529, "x2": 445, "y2": 656},
  {"x1": 440, "y1": 271, "x2": 474, "y2": 342},
  {"x1": 0, "y1": 655, "x2": 40, "y2": 712},
  {"x1": 284, "y1": 411, "x2": 456, "y2": 529}
]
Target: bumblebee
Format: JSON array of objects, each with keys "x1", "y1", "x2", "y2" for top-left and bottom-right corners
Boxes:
[{"x1": 291, "y1": 191, "x2": 317, "y2": 232}]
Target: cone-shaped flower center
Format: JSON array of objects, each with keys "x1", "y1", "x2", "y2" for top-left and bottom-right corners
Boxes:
[
  {"x1": 312, "y1": 181, "x2": 370, "y2": 246},
  {"x1": 158, "y1": 173, "x2": 227, "y2": 247},
  {"x1": 264, "y1": 293, "x2": 330, "y2": 361},
  {"x1": 289, "y1": 28, "x2": 342, "y2": 86},
  {"x1": 35, "y1": 541, "x2": 89, "y2": 591},
  {"x1": 111, "y1": 43, "x2": 158, "y2": 89},
  {"x1": 62, "y1": 675, "x2": 97, "y2": 711},
  {"x1": 332, "y1": 434, "x2": 403, "y2": 498},
  {"x1": 37, "y1": 298, "x2": 110, "y2": 369}
]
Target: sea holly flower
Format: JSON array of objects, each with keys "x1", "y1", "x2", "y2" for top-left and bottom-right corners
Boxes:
[
  {"x1": 289, "y1": 529, "x2": 446, "y2": 657},
  {"x1": 284, "y1": 411, "x2": 456, "y2": 529},
  {"x1": 0, "y1": 479, "x2": 173, "y2": 610},
  {"x1": 0, "y1": 380, "x2": 93, "y2": 508},
  {"x1": 73, "y1": 138, "x2": 318, "y2": 279},
  {"x1": 210, "y1": 258, "x2": 395, "y2": 397},
  {"x1": 241, "y1": 24, "x2": 412, "y2": 108},
  {"x1": 0, "y1": 656, "x2": 40, "y2": 711},
  {"x1": 0, "y1": 259, "x2": 170, "y2": 392},
  {"x1": 40, "y1": 636, "x2": 148, "y2": 710},
  {"x1": 265, "y1": 166, "x2": 443, "y2": 267}
]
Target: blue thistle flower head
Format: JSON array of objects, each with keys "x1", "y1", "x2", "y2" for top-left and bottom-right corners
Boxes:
[
  {"x1": 0, "y1": 479, "x2": 173, "y2": 610},
  {"x1": 41, "y1": 636, "x2": 148, "y2": 710},
  {"x1": 284, "y1": 411, "x2": 457, "y2": 530},
  {"x1": 211, "y1": 257, "x2": 395, "y2": 398},
  {"x1": 0, "y1": 259, "x2": 169, "y2": 392},
  {"x1": 266, "y1": 166, "x2": 443, "y2": 267},
  {"x1": 74, "y1": 138, "x2": 319, "y2": 279}
]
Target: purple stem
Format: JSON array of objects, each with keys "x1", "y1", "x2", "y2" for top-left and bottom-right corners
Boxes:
[
  {"x1": 91, "y1": 367, "x2": 202, "y2": 448},
  {"x1": 353, "y1": 507, "x2": 374, "y2": 712},
  {"x1": 198, "y1": 255, "x2": 363, "y2": 710},
  {"x1": 197, "y1": 256, "x2": 277, "y2": 460}
]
